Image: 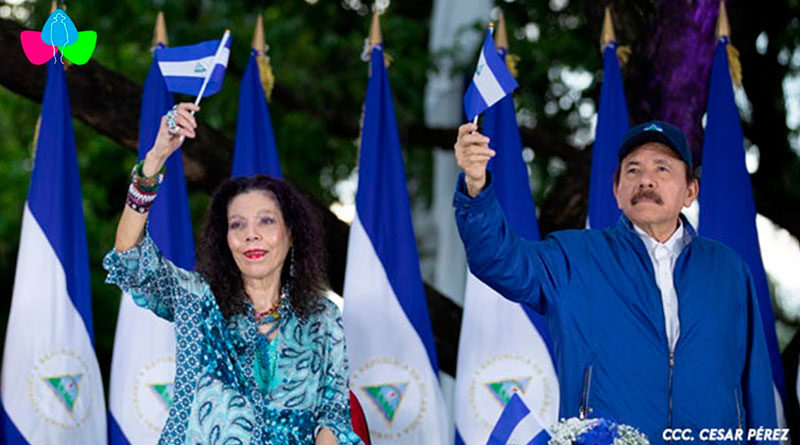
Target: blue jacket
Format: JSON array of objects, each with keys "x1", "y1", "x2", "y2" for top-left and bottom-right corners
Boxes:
[{"x1": 453, "y1": 175, "x2": 777, "y2": 444}]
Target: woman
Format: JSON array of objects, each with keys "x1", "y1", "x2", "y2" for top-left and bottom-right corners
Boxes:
[{"x1": 103, "y1": 102, "x2": 363, "y2": 444}]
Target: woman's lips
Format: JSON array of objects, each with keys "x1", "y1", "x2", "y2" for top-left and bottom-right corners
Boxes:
[{"x1": 244, "y1": 249, "x2": 267, "y2": 259}]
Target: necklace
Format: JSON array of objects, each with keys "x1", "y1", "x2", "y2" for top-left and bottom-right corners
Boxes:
[
  {"x1": 253, "y1": 301, "x2": 281, "y2": 332},
  {"x1": 252, "y1": 290, "x2": 286, "y2": 394}
]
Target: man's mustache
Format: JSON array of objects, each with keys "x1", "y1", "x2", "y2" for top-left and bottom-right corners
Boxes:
[{"x1": 631, "y1": 189, "x2": 663, "y2": 205}]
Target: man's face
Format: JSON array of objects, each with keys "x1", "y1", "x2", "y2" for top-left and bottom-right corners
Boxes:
[{"x1": 613, "y1": 142, "x2": 698, "y2": 229}]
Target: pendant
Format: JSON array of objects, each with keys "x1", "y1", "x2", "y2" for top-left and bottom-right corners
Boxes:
[{"x1": 254, "y1": 335, "x2": 279, "y2": 394}]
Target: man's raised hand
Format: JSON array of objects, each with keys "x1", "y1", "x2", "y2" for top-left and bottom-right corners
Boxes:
[{"x1": 454, "y1": 122, "x2": 495, "y2": 197}]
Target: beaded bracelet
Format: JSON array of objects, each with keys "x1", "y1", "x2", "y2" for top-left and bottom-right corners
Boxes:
[
  {"x1": 131, "y1": 161, "x2": 166, "y2": 193},
  {"x1": 126, "y1": 160, "x2": 166, "y2": 213}
]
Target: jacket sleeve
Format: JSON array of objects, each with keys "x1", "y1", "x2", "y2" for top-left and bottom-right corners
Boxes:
[
  {"x1": 453, "y1": 172, "x2": 571, "y2": 314},
  {"x1": 741, "y1": 265, "x2": 779, "y2": 443}
]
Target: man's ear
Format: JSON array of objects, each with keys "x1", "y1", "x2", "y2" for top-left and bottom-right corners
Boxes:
[
  {"x1": 612, "y1": 178, "x2": 623, "y2": 210},
  {"x1": 684, "y1": 178, "x2": 699, "y2": 207}
]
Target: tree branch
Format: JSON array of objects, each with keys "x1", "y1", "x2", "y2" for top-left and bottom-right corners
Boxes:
[{"x1": 0, "y1": 16, "x2": 462, "y2": 374}]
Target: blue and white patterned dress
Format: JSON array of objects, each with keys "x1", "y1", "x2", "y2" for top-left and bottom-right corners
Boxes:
[{"x1": 103, "y1": 232, "x2": 364, "y2": 445}]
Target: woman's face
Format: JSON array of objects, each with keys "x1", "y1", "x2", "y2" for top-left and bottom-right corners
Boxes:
[{"x1": 226, "y1": 190, "x2": 291, "y2": 284}]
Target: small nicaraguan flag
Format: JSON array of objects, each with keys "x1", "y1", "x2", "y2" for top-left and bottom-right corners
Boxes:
[
  {"x1": 108, "y1": 52, "x2": 195, "y2": 444},
  {"x1": 699, "y1": 35, "x2": 786, "y2": 427},
  {"x1": 463, "y1": 28, "x2": 518, "y2": 122},
  {"x1": 343, "y1": 44, "x2": 449, "y2": 444},
  {"x1": 454, "y1": 47, "x2": 559, "y2": 445},
  {"x1": 232, "y1": 49, "x2": 282, "y2": 178},
  {"x1": 486, "y1": 394, "x2": 550, "y2": 445},
  {"x1": 587, "y1": 41, "x2": 629, "y2": 229},
  {"x1": 156, "y1": 32, "x2": 232, "y2": 97},
  {"x1": 0, "y1": 58, "x2": 107, "y2": 443}
]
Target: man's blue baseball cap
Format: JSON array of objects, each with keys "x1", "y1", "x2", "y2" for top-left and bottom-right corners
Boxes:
[{"x1": 617, "y1": 120, "x2": 693, "y2": 169}]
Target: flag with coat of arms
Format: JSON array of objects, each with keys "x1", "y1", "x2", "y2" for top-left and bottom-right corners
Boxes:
[
  {"x1": 156, "y1": 31, "x2": 232, "y2": 98},
  {"x1": 343, "y1": 22, "x2": 449, "y2": 444},
  {"x1": 1, "y1": 57, "x2": 107, "y2": 444},
  {"x1": 463, "y1": 25, "x2": 518, "y2": 122}
]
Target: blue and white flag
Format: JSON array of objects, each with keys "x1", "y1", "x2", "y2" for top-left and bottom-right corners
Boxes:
[
  {"x1": 454, "y1": 48, "x2": 559, "y2": 445},
  {"x1": 587, "y1": 41, "x2": 629, "y2": 229},
  {"x1": 232, "y1": 49, "x2": 282, "y2": 178},
  {"x1": 486, "y1": 394, "x2": 550, "y2": 445},
  {"x1": 463, "y1": 28, "x2": 518, "y2": 122},
  {"x1": 108, "y1": 53, "x2": 195, "y2": 444},
  {"x1": 343, "y1": 44, "x2": 449, "y2": 444},
  {"x1": 0, "y1": 58, "x2": 106, "y2": 444},
  {"x1": 156, "y1": 32, "x2": 232, "y2": 97},
  {"x1": 699, "y1": 35, "x2": 788, "y2": 425}
]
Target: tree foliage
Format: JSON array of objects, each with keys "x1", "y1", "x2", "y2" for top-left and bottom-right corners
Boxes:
[{"x1": 0, "y1": 0, "x2": 799, "y2": 384}]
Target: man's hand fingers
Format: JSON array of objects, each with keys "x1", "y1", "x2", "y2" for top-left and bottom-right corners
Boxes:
[
  {"x1": 459, "y1": 132, "x2": 490, "y2": 147},
  {"x1": 458, "y1": 122, "x2": 478, "y2": 138},
  {"x1": 462, "y1": 145, "x2": 495, "y2": 158},
  {"x1": 467, "y1": 154, "x2": 493, "y2": 163}
]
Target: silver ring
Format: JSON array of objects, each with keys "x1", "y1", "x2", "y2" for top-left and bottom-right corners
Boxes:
[{"x1": 165, "y1": 108, "x2": 178, "y2": 134}]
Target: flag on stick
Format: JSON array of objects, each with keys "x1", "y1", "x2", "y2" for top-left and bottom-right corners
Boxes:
[
  {"x1": 463, "y1": 25, "x2": 518, "y2": 122},
  {"x1": 156, "y1": 31, "x2": 232, "y2": 98},
  {"x1": 486, "y1": 394, "x2": 550, "y2": 445}
]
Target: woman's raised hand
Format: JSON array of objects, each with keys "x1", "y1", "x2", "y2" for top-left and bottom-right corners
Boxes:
[{"x1": 142, "y1": 102, "x2": 200, "y2": 176}]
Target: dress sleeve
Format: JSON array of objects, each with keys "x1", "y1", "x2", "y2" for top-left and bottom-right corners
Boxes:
[
  {"x1": 315, "y1": 301, "x2": 364, "y2": 445},
  {"x1": 102, "y1": 230, "x2": 193, "y2": 321}
]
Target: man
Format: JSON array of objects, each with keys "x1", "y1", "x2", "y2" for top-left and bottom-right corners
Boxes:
[{"x1": 453, "y1": 120, "x2": 777, "y2": 444}]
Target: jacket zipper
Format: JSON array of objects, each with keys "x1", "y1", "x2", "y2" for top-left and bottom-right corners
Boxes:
[
  {"x1": 580, "y1": 365, "x2": 593, "y2": 419},
  {"x1": 734, "y1": 388, "x2": 743, "y2": 442},
  {"x1": 668, "y1": 351, "x2": 674, "y2": 443}
]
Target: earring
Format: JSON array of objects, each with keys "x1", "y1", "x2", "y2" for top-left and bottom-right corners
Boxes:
[{"x1": 289, "y1": 248, "x2": 296, "y2": 278}]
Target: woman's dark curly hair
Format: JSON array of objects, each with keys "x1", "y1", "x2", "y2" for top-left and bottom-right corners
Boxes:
[{"x1": 197, "y1": 175, "x2": 328, "y2": 319}]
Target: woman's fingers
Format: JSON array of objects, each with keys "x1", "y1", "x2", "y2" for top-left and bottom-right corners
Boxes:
[
  {"x1": 176, "y1": 102, "x2": 200, "y2": 114},
  {"x1": 173, "y1": 114, "x2": 196, "y2": 137},
  {"x1": 175, "y1": 107, "x2": 197, "y2": 129}
]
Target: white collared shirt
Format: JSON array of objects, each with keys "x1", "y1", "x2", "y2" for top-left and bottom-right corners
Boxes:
[{"x1": 634, "y1": 220, "x2": 689, "y2": 352}]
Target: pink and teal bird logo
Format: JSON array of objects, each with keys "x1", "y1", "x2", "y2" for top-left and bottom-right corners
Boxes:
[{"x1": 20, "y1": 8, "x2": 96, "y2": 65}]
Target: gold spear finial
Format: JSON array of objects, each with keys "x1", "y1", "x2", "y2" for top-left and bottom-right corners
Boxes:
[
  {"x1": 369, "y1": 10, "x2": 382, "y2": 46},
  {"x1": 600, "y1": 6, "x2": 616, "y2": 51},
  {"x1": 252, "y1": 13, "x2": 266, "y2": 55},
  {"x1": 250, "y1": 13, "x2": 275, "y2": 101},
  {"x1": 152, "y1": 11, "x2": 168, "y2": 48},
  {"x1": 50, "y1": 1, "x2": 57, "y2": 13},
  {"x1": 716, "y1": 1, "x2": 730, "y2": 39},
  {"x1": 495, "y1": 11, "x2": 509, "y2": 51}
]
